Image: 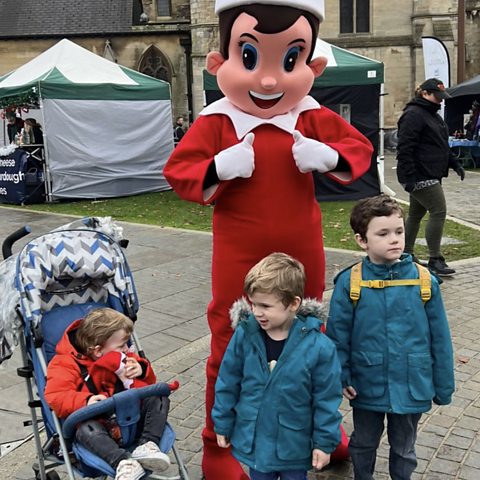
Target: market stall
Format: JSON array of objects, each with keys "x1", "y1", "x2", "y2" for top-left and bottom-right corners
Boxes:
[{"x1": 0, "y1": 39, "x2": 173, "y2": 202}]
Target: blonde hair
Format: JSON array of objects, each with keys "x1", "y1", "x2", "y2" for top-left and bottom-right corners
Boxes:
[
  {"x1": 76, "y1": 308, "x2": 133, "y2": 355},
  {"x1": 414, "y1": 85, "x2": 424, "y2": 98},
  {"x1": 244, "y1": 253, "x2": 305, "y2": 307}
]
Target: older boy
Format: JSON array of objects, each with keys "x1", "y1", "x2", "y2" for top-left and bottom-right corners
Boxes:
[{"x1": 326, "y1": 195, "x2": 454, "y2": 480}]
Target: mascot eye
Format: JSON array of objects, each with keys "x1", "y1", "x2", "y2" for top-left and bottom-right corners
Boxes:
[
  {"x1": 241, "y1": 43, "x2": 258, "y2": 70},
  {"x1": 283, "y1": 46, "x2": 301, "y2": 72}
]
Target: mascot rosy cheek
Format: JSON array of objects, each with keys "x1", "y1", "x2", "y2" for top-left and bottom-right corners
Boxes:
[{"x1": 164, "y1": 0, "x2": 372, "y2": 477}]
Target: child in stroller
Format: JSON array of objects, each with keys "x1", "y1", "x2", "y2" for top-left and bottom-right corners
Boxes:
[
  {"x1": 45, "y1": 307, "x2": 171, "y2": 480},
  {"x1": 0, "y1": 217, "x2": 189, "y2": 480}
]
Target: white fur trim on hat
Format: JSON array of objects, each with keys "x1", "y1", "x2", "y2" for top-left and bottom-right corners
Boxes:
[{"x1": 214, "y1": 0, "x2": 324, "y2": 22}]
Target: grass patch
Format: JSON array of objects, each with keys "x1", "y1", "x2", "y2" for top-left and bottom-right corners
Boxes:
[
  {"x1": 18, "y1": 191, "x2": 214, "y2": 232},
  {"x1": 321, "y1": 200, "x2": 480, "y2": 261},
  {"x1": 7, "y1": 192, "x2": 480, "y2": 261}
]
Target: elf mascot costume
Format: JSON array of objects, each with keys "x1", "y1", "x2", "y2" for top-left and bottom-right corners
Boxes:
[{"x1": 164, "y1": 0, "x2": 373, "y2": 477}]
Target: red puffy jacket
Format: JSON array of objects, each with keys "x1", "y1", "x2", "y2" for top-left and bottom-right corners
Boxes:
[{"x1": 44, "y1": 319, "x2": 156, "y2": 419}]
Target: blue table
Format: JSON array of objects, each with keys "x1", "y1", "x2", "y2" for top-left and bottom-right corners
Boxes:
[{"x1": 448, "y1": 139, "x2": 480, "y2": 167}]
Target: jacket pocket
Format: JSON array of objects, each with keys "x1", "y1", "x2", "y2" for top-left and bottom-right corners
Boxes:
[
  {"x1": 230, "y1": 413, "x2": 256, "y2": 454},
  {"x1": 408, "y1": 353, "x2": 435, "y2": 401},
  {"x1": 351, "y1": 351, "x2": 385, "y2": 398},
  {"x1": 276, "y1": 413, "x2": 311, "y2": 461}
]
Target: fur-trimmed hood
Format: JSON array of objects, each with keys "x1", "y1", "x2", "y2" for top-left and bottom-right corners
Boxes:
[{"x1": 229, "y1": 297, "x2": 326, "y2": 330}]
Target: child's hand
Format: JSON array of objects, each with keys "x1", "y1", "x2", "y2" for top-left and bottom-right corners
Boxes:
[
  {"x1": 125, "y1": 357, "x2": 142, "y2": 379},
  {"x1": 216, "y1": 434, "x2": 231, "y2": 448},
  {"x1": 312, "y1": 449, "x2": 331, "y2": 470},
  {"x1": 343, "y1": 385, "x2": 357, "y2": 400},
  {"x1": 87, "y1": 394, "x2": 107, "y2": 405}
]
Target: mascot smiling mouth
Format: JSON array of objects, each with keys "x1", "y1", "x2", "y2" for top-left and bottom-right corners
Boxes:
[{"x1": 249, "y1": 90, "x2": 284, "y2": 109}]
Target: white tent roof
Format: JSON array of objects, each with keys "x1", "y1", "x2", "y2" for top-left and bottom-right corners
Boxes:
[
  {"x1": 0, "y1": 39, "x2": 136, "y2": 88},
  {"x1": 0, "y1": 39, "x2": 169, "y2": 101}
]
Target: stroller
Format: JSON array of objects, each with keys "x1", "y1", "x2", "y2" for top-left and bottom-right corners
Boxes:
[{"x1": 0, "y1": 217, "x2": 189, "y2": 480}]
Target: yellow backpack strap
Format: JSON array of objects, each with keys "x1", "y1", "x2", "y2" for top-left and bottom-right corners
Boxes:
[
  {"x1": 349, "y1": 262, "x2": 362, "y2": 306},
  {"x1": 416, "y1": 263, "x2": 432, "y2": 304},
  {"x1": 349, "y1": 261, "x2": 431, "y2": 306}
]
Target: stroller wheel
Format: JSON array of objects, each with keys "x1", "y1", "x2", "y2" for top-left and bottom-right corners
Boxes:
[
  {"x1": 46, "y1": 473, "x2": 61, "y2": 480},
  {"x1": 34, "y1": 471, "x2": 61, "y2": 480}
]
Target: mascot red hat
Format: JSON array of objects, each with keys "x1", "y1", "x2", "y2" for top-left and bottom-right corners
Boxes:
[{"x1": 164, "y1": 0, "x2": 372, "y2": 476}]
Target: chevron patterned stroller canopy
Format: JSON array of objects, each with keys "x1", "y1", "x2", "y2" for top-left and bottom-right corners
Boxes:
[{"x1": 0, "y1": 217, "x2": 137, "y2": 362}]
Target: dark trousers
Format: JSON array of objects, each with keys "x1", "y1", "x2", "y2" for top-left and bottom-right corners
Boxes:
[
  {"x1": 75, "y1": 396, "x2": 169, "y2": 469},
  {"x1": 405, "y1": 183, "x2": 446, "y2": 258},
  {"x1": 249, "y1": 469, "x2": 307, "y2": 480},
  {"x1": 349, "y1": 408, "x2": 421, "y2": 480}
]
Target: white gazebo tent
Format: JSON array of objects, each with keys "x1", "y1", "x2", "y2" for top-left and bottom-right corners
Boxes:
[{"x1": 0, "y1": 39, "x2": 173, "y2": 201}]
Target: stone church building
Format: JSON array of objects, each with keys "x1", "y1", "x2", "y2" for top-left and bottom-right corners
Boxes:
[{"x1": 0, "y1": 0, "x2": 479, "y2": 129}]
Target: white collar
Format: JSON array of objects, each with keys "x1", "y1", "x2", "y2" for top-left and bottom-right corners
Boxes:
[{"x1": 199, "y1": 96, "x2": 320, "y2": 139}]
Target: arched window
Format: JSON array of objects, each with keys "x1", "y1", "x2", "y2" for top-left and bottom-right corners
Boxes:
[{"x1": 139, "y1": 46, "x2": 171, "y2": 83}]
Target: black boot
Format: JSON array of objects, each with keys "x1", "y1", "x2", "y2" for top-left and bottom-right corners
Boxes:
[{"x1": 428, "y1": 256, "x2": 455, "y2": 276}]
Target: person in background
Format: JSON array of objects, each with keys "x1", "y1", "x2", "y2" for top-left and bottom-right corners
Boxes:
[
  {"x1": 396, "y1": 78, "x2": 465, "y2": 276},
  {"x1": 464, "y1": 100, "x2": 480, "y2": 140},
  {"x1": 173, "y1": 116, "x2": 186, "y2": 146},
  {"x1": 23, "y1": 118, "x2": 44, "y2": 144},
  {"x1": 327, "y1": 195, "x2": 454, "y2": 480},
  {"x1": 213, "y1": 252, "x2": 342, "y2": 480},
  {"x1": 6, "y1": 112, "x2": 24, "y2": 144}
]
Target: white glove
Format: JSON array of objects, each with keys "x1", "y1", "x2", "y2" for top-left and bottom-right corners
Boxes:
[
  {"x1": 214, "y1": 133, "x2": 255, "y2": 181},
  {"x1": 292, "y1": 130, "x2": 339, "y2": 173}
]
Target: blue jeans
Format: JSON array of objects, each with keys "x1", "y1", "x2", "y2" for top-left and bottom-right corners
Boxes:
[
  {"x1": 249, "y1": 469, "x2": 307, "y2": 480},
  {"x1": 349, "y1": 408, "x2": 421, "y2": 480}
]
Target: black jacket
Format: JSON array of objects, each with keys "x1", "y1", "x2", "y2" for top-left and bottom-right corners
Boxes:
[
  {"x1": 7, "y1": 118, "x2": 24, "y2": 143},
  {"x1": 396, "y1": 97, "x2": 460, "y2": 184}
]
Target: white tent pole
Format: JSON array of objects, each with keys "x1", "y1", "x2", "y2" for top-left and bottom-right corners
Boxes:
[
  {"x1": 38, "y1": 94, "x2": 53, "y2": 203},
  {"x1": 377, "y1": 83, "x2": 396, "y2": 197},
  {"x1": 379, "y1": 83, "x2": 385, "y2": 159}
]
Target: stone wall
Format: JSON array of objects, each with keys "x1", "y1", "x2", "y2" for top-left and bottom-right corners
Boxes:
[{"x1": 3, "y1": 1, "x2": 478, "y2": 130}]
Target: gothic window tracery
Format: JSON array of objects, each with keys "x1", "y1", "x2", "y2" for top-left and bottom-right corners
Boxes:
[{"x1": 139, "y1": 46, "x2": 171, "y2": 83}]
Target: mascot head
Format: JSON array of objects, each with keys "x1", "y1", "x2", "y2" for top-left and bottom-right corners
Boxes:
[{"x1": 206, "y1": 0, "x2": 327, "y2": 119}]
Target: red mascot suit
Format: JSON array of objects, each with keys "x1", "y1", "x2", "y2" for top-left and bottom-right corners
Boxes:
[{"x1": 164, "y1": 0, "x2": 373, "y2": 477}]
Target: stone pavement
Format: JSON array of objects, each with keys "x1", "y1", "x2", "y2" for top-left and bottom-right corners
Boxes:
[{"x1": 0, "y1": 153, "x2": 479, "y2": 479}]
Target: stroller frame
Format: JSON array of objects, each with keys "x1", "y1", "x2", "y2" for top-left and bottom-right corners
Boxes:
[{"x1": 2, "y1": 218, "x2": 190, "y2": 480}]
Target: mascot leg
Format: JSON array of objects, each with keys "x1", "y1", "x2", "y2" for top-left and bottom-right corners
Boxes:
[
  {"x1": 202, "y1": 300, "x2": 249, "y2": 480},
  {"x1": 331, "y1": 424, "x2": 350, "y2": 462}
]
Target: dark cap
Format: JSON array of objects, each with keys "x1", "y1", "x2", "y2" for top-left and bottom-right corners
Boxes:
[{"x1": 420, "y1": 78, "x2": 451, "y2": 100}]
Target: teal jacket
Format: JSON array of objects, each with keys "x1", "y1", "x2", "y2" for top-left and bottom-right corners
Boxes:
[
  {"x1": 212, "y1": 298, "x2": 342, "y2": 473},
  {"x1": 326, "y1": 254, "x2": 454, "y2": 414}
]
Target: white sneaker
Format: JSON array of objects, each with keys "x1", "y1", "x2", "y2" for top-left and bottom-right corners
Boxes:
[
  {"x1": 131, "y1": 441, "x2": 171, "y2": 473},
  {"x1": 115, "y1": 458, "x2": 145, "y2": 480}
]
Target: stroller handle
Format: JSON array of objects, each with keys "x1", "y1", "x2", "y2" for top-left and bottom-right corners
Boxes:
[
  {"x1": 2, "y1": 225, "x2": 31, "y2": 260},
  {"x1": 62, "y1": 382, "x2": 175, "y2": 440}
]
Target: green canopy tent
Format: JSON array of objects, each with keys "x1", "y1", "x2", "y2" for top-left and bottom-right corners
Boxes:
[
  {"x1": 0, "y1": 38, "x2": 173, "y2": 201},
  {"x1": 203, "y1": 39, "x2": 386, "y2": 200}
]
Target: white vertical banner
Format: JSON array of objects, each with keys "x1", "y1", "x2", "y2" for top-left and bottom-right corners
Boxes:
[{"x1": 422, "y1": 36, "x2": 451, "y2": 117}]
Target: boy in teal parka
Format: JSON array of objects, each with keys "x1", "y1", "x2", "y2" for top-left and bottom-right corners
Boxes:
[
  {"x1": 326, "y1": 195, "x2": 454, "y2": 480},
  {"x1": 212, "y1": 253, "x2": 342, "y2": 480}
]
